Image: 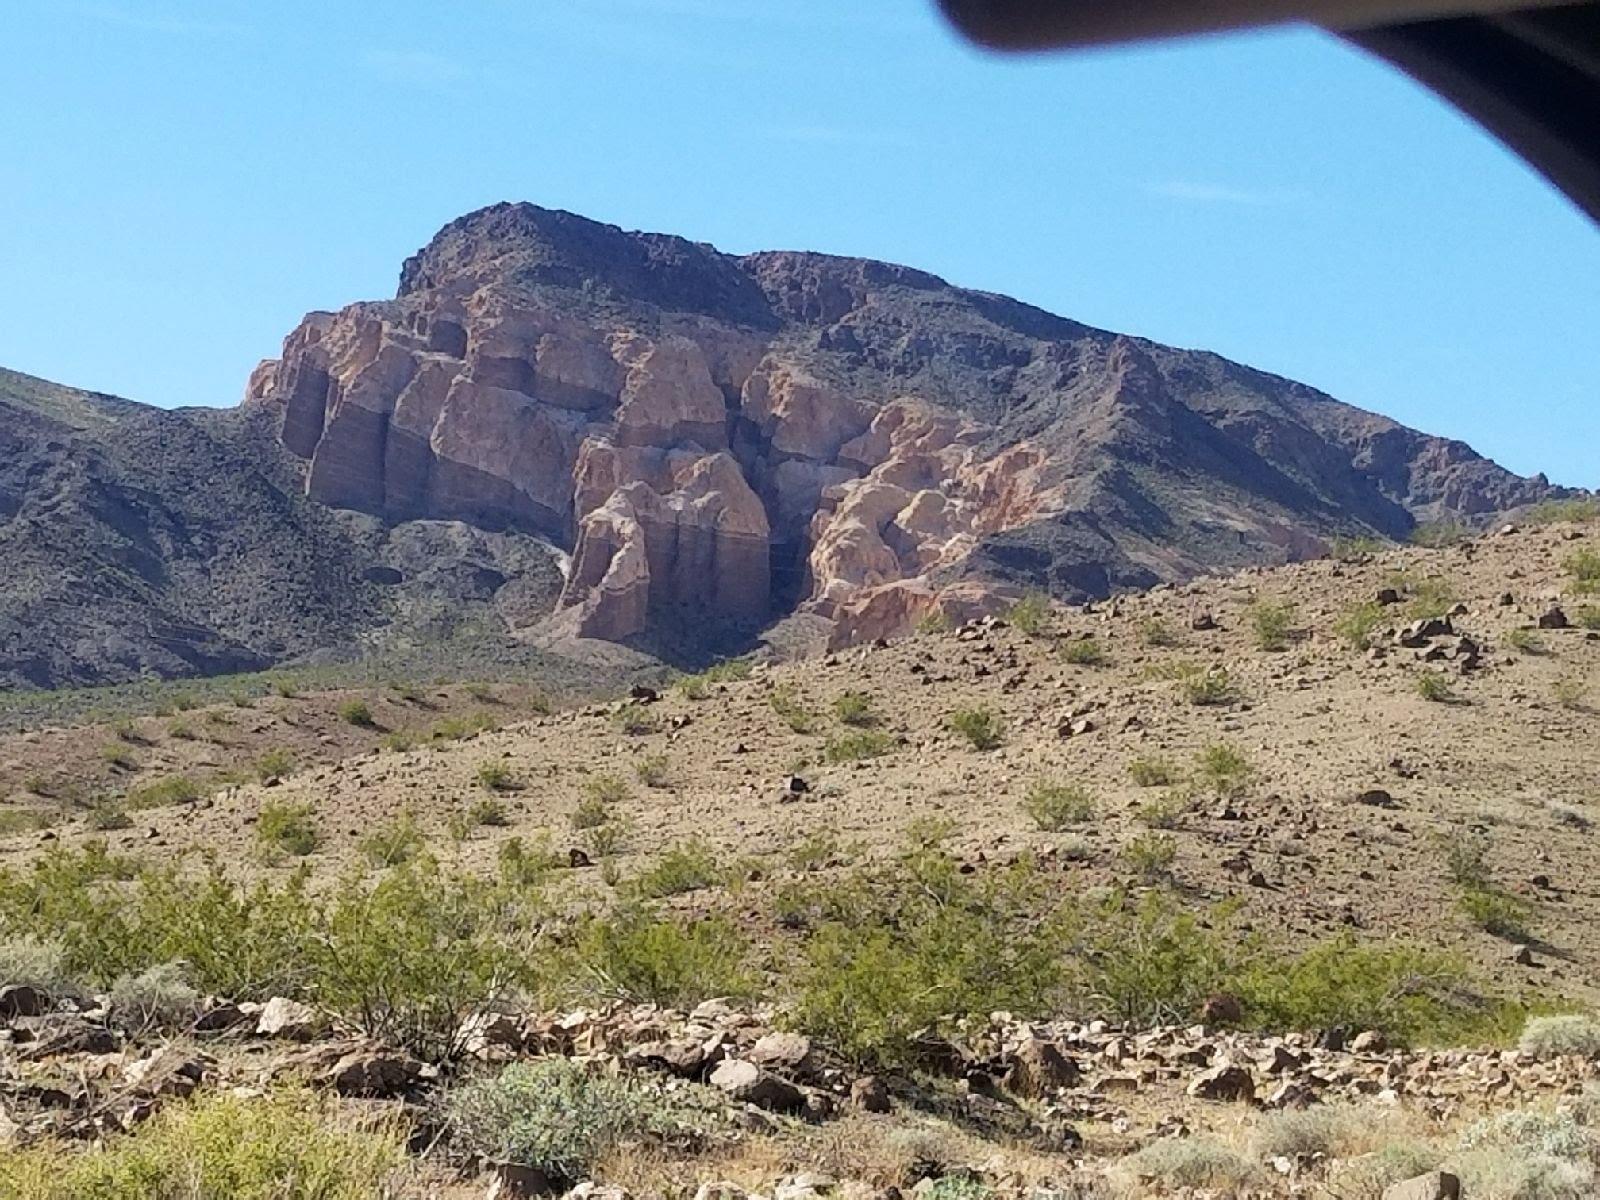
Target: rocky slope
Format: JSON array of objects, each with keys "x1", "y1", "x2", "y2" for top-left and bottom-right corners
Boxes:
[
  {"x1": 248, "y1": 202, "x2": 1573, "y2": 649},
  {"x1": 0, "y1": 367, "x2": 569, "y2": 691}
]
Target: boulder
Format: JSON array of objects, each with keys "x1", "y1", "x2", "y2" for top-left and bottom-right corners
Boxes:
[
  {"x1": 1382, "y1": 1172, "x2": 1461, "y2": 1200},
  {"x1": 1004, "y1": 1036, "x2": 1079, "y2": 1097},
  {"x1": 1186, "y1": 1062, "x2": 1255, "y2": 1102},
  {"x1": 708, "y1": 1057, "x2": 805, "y2": 1112},
  {"x1": 324, "y1": 1046, "x2": 423, "y2": 1097},
  {"x1": 256, "y1": 997, "x2": 325, "y2": 1040}
]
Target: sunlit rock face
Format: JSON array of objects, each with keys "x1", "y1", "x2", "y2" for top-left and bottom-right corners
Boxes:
[{"x1": 248, "y1": 202, "x2": 1568, "y2": 644}]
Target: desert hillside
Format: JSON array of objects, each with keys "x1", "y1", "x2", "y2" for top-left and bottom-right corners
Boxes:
[{"x1": 1, "y1": 511, "x2": 1597, "y2": 1197}]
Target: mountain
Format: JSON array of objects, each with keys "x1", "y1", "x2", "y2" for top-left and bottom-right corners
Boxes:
[
  {"x1": 246, "y1": 202, "x2": 1572, "y2": 646},
  {"x1": 0, "y1": 202, "x2": 1576, "y2": 688}
]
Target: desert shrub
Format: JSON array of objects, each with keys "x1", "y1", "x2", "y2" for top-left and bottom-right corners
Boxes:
[
  {"x1": 1507, "y1": 627, "x2": 1547, "y2": 655},
  {"x1": 1249, "y1": 1106, "x2": 1367, "y2": 1160},
  {"x1": 464, "y1": 682, "x2": 498, "y2": 703},
  {"x1": 256, "y1": 801, "x2": 320, "y2": 857},
  {"x1": 0, "y1": 935, "x2": 77, "y2": 994},
  {"x1": 360, "y1": 811, "x2": 424, "y2": 868},
  {"x1": 832, "y1": 691, "x2": 878, "y2": 727},
  {"x1": 1416, "y1": 671, "x2": 1454, "y2": 702},
  {"x1": 1405, "y1": 578, "x2": 1457, "y2": 621},
  {"x1": 108, "y1": 961, "x2": 201, "y2": 1032},
  {"x1": 583, "y1": 820, "x2": 629, "y2": 861},
  {"x1": 573, "y1": 907, "x2": 753, "y2": 1007},
  {"x1": 0, "y1": 808, "x2": 54, "y2": 836},
  {"x1": 916, "y1": 610, "x2": 953, "y2": 634},
  {"x1": 1121, "y1": 832, "x2": 1177, "y2": 879},
  {"x1": 1410, "y1": 520, "x2": 1471, "y2": 549},
  {"x1": 270, "y1": 677, "x2": 299, "y2": 698},
  {"x1": 254, "y1": 747, "x2": 295, "y2": 782},
  {"x1": 792, "y1": 849, "x2": 1066, "y2": 1067},
  {"x1": 1336, "y1": 601, "x2": 1387, "y2": 650},
  {"x1": 498, "y1": 836, "x2": 560, "y2": 889},
  {"x1": 1022, "y1": 780, "x2": 1094, "y2": 831},
  {"x1": 1528, "y1": 499, "x2": 1600, "y2": 525},
  {"x1": 1454, "y1": 1105, "x2": 1598, "y2": 1198},
  {"x1": 768, "y1": 685, "x2": 818, "y2": 734},
  {"x1": 1555, "y1": 677, "x2": 1587, "y2": 710},
  {"x1": 1114, "y1": 1138, "x2": 1257, "y2": 1190},
  {"x1": 1083, "y1": 892, "x2": 1233, "y2": 1025},
  {"x1": 788, "y1": 831, "x2": 842, "y2": 873},
  {"x1": 1248, "y1": 599, "x2": 1298, "y2": 651},
  {"x1": 447, "y1": 1059, "x2": 700, "y2": 1185},
  {"x1": 613, "y1": 702, "x2": 660, "y2": 735},
  {"x1": 338, "y1": 699, "x2": 376, "y2": 728},
  {"x1": 1521, "y1": 1015, "x2": 1600, "y2": 1058},
  {"x1": 1573, "y1": 604, "x2": 1600, "y2": 630},
  {"x1": 947, "y1": 706, "x2": 1004, "y2": 751},
  {"x1": 632, "y1": 843, "x2": 723, "y2": 899},
  {"x1": 1127, "y1": 756, "x2": 1176, "y2": 787},
  {"x1": 1330, "y1": 534, "x2": 1385, "y2": 561},
  {"x1": 1007, "y1": 591, "x2": 1051, "y2": 635},
  {"x1": 430, "y1": 711, "x2": 497, "y2": 742},
  {"x1": 1061, "y1": 637, "x2": 1108, "y2": 666},
  {"x1": 1458, "y1": 887, "x2": 1534, "y2": 941},
  {"x1": 476, "y1": 760, "x2": 519, "y2": 792},
  {"x1": 113, "y1": 720, "x2": 145, "y2": 744},
  {"x1": 0, "y1": 1090, "x2": 403, "y2": 1199},
  {"x1": 570, "y1": 795, "x2": 611, "y2": 832},
  {"x1": 634, "y1": 754, "x2": 670, "y2": 788},
  {"x1": 382, "y1": 730, "x2": 416, "y2": 752},
  {"x1": 126, "y1": 775, "x2": 202, "y2": 811},
  {"x1": 167, "y1": 719, "x2": 197, "y2": 741},
  {"x1": 824, "y1": 730, "x2": 896, "y2": 764},
  {"x1": 1179, "y1": 666, "x2": 1235, "y2": 706},
  {"x1": 1195, "y1": 742, "x2": 1252, "y2": 797},
  {"x1": 87, "y1": 799, "x2": 133, "y2": 831},
  {"x1": 316, "y1": 857, "x2": 542, "y2": 1057},
  {"x1": 100, "y1": 743, "x2": 137, "y2": 771},
  {"x1": 1135, "y1": 792, "x2": 1187, "y2": 829},
  {"x1": 1565, "y1": 548, "x2": 1600, "y2": 594},
  {"x1": 469, "y1": 797, "x2": 511, "y2": 828},
  {"x1": 678, "y1": 657, "x2": 752, "y2": 699},
  {"x1": 1140, "y1": 618, "x2": 1180, "y2": 647}
]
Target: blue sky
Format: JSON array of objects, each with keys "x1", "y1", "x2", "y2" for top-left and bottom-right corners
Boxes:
[{"x1": 4, "y1": 0, "x2": 1598, "y2": 486}]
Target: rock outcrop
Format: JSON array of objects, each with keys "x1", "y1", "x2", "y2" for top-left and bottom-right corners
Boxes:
[{"x1": 241, "y1": 202, "x2": 1579, "y2": 646}]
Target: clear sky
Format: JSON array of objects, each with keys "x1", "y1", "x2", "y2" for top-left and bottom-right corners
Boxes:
[{"x1": 4, "y1": 1, "x2": 1598, "y2": 486}]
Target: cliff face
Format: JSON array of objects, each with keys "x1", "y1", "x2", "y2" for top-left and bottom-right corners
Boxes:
[{"x1": 246, "y1": 202, "x2": 1571, "y2": 645}]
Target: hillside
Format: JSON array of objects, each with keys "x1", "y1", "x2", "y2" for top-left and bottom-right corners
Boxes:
[{"x1": 0, "y1": 514, "x2": 1597, "y2": 1196}]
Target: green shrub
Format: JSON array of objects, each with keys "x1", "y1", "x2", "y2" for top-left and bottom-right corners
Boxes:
[
  {"x1": 382, "y1": 729, "x2": 416, "y2": 752},
  {"x1": 574, "y1": 908, "x2": 752, "y2": 1007},
  {"x1": 1248, "y1": 599, "x2": 1297, "y2": 651},
  {"x1": 1458, "y1": 887, "x2": 1534, "y2": 941},
  {"x1": 270, "y1": 677, "x2": 299, "y2": 699},
  {"x1": 1528, "y1": 499, "x2": 1600, "y2": 525},
  {"x1": 1085, "y1": 891, "x2": 1234, "y2": 1025},
  {"x1": 1121, "y1": 832, "x2": 1177, "y2": 880},
  {"x1": 447, "y1": 1059, "x2": 699, "y2": 1185},
  {"x1": 678, "y1": 657, "x2": 752, "y2": 699},
  {"x1": 1555, "y1": 677, "x2": 1587, "y2": 709},
  {"x1": 430, "y1": 711, "x2": 497, "y2": 742},
  {"x1": 1136, "y1": 792, "x2": 1188, "y2": 829},
  {"x1": 465, "y1": 682, "x2": 499, "y2": 704},
  {"x1": 498, "y1": 836, "x2": 560, "y2": 889},
  {"x1": 832, "y1": 691, "x2": 878, "y2": 727},
  {"x1": 916, "y1": 610, "x2": 953, "y2": 634},
  {"x1": 1507, "y1": 627, "x2": 1546, "y2": 655},
  {"x1": 167, "y1": 719, "x2": 197, "y2": 741},
  {"x1": 1179, "y1": 666, "x2": 1235, "y2": 706},
  {"x1": 1022, "y1": 780, "x2": 1094, "y2": 831},
  {"x1": 1406, "y1": 578, "x2": 1457, "y2": 621},
  {"x1": 1195, "y1": 742, "x2": 1252, "y2": 797},
  {"x1": 113, "y1": 720, "x2": 145, "y2": 744},
  {"x1": 787, "y1": 831, "x2": 843, "y2": 873},
  {"x1": 947, "y1": 706, "x2": 1004, "y2": 750},
  {"x1": 0, "y1": 808, "x2": 55, "y2": 837},
  {"x1": 1140, "y1": 618, "x2": 1180, "y2": 647},
  {"x1": 339, "y1": 699, "x2": 376, "y2": 728},
  {"x1": 1410, "y1": 520, "x2": 1470, "y2": 549},
  {"x1": 571, "y1": 794, "x2": 612, "y2": 831},
  {"x1": 824, "y1": 730, "x2": 896, "y2": 764},
  {"x1": 360, "y1": 811, "x2": 424, "y2": 868},
  {"x1": 1335, "y1": 601, "x2": 1386, "y2": 650},
  {"x1": 1061, "y1": 637, "x2": 1108, "y2": 666},
  {"x1": 1127, "y1": 756, "x2": 1176, "y2": 787},
  {"x1": 256, "y1": 801, "x2": 320, "y2": 857},
  {"x1": 632, "y1": 843, "x2": 724, "y2": 899},
  {"x1": 108, "y1": 961, "x2": 200, "y2": 1033},
  {"x1": 634, "y1": 754, "x2": 670, "y2": 788},
  {"x1": 254, "y1": 748, "x2": 295, "y2": 782},
  {"x1": 1329, "y1": 535, "x2": 1385, "y2": 561},
  {"x1": 1006, "y1": 591, "x2": 1051, "y2": 635},
  {"x1": 0, "y1": 1090, "x2": 403, "y2": 1199},
  {"x1": 469, "y1": 797, "x2": 511, "y2": 828},
  {"x1": 1565, "y1": 548, "x2": 1600, "y2": 593},
  {"x1": 1575, "y1": 605, "x2": 1600, "y2": 630},
  {"x1": 87, "y1": 799, "x2": 133, "y2": 831},
  {"x1": 768, "y1": 685, "x2": 818, "y2": 734},
  {"x1": 126, "y1": 775, "x2": 202, "y2": 811},
  {"x1": 476, "y1": 760, "x2": 519, "y2": 792},
  {"x1": 1416, "y1": 671, "x2": 1454, "y2": 702},
  {"x1": 100, "y1": 743, "x2": 137, "y2": 771},
  {"x1": 613, "y1": 702, "x2": 660, "y2": 735}
]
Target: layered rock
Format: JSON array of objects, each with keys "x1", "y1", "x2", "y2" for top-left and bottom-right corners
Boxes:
[{"x1": 243, "y1": 201, "x2": 1578, "y2": 646}]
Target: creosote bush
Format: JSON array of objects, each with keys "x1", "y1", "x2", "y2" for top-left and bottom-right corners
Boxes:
[
  {"x1": 476, "y1": 760, "x2": 519, "y2": 792},
  {"x1": 947, "y1": 706, "x2": 1004, "y2": 751},
  {"x1": 1335, "y1": 601, "x2": 1386, "y2": 650},
  {"x1": 338, "y1": 699, "x2": 377, "y2": 728},
  {"x1": 572, "y1": 907, "x2": 753, "y2": 1007},
  {"x1": 1520, "y1": 1015, "x2": 1600, "y2": 1058},
  {"x1": 1121, "y1": 832, "x2": 1177, "y2": 880},
  {"x1": 126, "y1": 775, "x2": 203, "y2": 811},
  {"x1": 254, "y1": 748, "x2": 295, "y2": 783},
  {"x1": 1195, "y1": 742, "x2": 1252, "y2": 798},
  {"x1": 634, "y1": 753, "x2": 670, "y2": 788},
  {"x1": 832, "y1": 691, "x2": 878, "y2": 727},
  {"x1": 613, "y1": 701, "x2": 660, "y2": 735},
  {"x1": 631, "y1": 843, "x2": 724, "y2": 899},
  {"x1": 360, "y1": 810, "x2": 424, "y2": 868},
  {"x1": 1127, "y1": 756, "x2": 1176, "y2": 787},
  {"x1": 768, "y1": 684, "x2": 819, "y2": 734},
  {"x1": 1022, "y1": 780, "x2": 1094, "y2": 831},
  {"x1": 824, "y1": 730, "x2": 896, "y2": 764},
  {"x1": 1248, "y1": 599, "x2": 1297, "y2": 651},
  {"x1": 1061, "y1": 637, "x2": 1108, "y2": 666},
  {"x1": 256, "y1": 801, "x2": 320, "y2": 857},
  {"x1": 1416, "y1": 671, "x2": 1454, "y2": 703},
  {"x1": 108, "y1": 961, "x2": 201, "y2": 1033},
  {"x1": 1564, "y1": 548, "x2": 1600, "y2": 594}
]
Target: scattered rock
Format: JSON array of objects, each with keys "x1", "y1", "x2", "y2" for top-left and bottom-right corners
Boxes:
[
  {"x1": 850, "y1": 1075, "x2": 891, "y2": 1113},
  {"x1": 709, "y1": 1058, "x2": 805, "y2": 1112},
  {"x1": 325, "y1": 1046, "x2": 422, "y2": 1097},
  {"x1": 1382, "y1": 1171, "x2": 1461, "y2": 1200},
  {"x1": 1538, "y1": 606, "x2": 1570, "y2": 629},
  {"x1": 486, "y1": 1162, "x2": 558, "y2": 1199},
  {"x1": 1004, "y1": 1036, "x2": 1079, "y2": 1097},
  {"x1": 747, "y1": 1031, "x2": 813, "y2": 1072},
  {"x1": 0, "y1": 984, "x2": 48, "y2": 1020},
  {"x1": 256, "y1": 997, "x2": 325, "y2": 1041},
  {"x1": 1187, "y1": 1062, "x2": 1255, "y2": 1102}
]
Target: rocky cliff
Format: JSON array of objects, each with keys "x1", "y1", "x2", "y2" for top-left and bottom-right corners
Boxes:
[{"x1": 246, "y1": 202, "x2": 1570, "y2": 647}]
